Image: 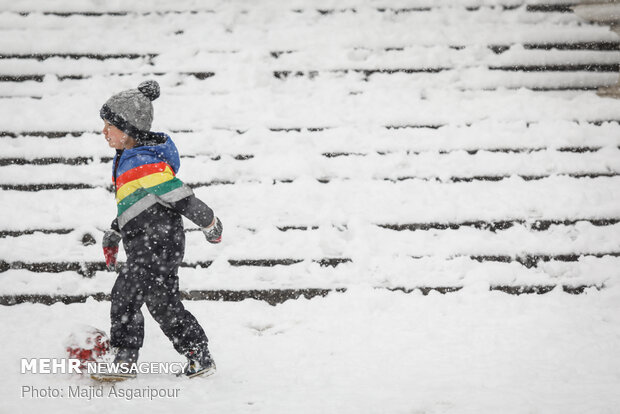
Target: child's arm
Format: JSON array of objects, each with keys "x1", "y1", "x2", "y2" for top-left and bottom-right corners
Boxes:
[
  {"x1": 164, "y1": 193, "x2": 223, "y2": 244},
  {"x1": 122, "y1": 163, "x2": 223, "y2": 243},
  {"x1": 168, "y1": 195, "x2": 214, "y2": 228}
]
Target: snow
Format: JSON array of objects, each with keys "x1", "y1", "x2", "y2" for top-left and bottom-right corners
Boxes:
[
  {"x1": 6, "y1": 87, "x2": 620, "y2": 132},
  {"x1": 4, "y1": 148, "x2": 620, "y2": 185},
  {"x1": 1, "y1": 8, "x2": 616, "y2": 53},
  {"x1": 2, "y1": 287, "x2": 620, "y2": 413},
  {"x1": 3, "y1": 221, "x2": 620, "y2": 268},
  {"x1": 3, "y1": 176, "x2": 620, "y2": 232},
  {"x1": 1, "y1": 0, "x2": 620, "y2": 412}
]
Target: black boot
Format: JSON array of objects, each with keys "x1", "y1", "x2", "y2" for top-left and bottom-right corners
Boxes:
[
  {"x1": 91, "y1": 347, "x2": 139, "y2": 382},
  {"x1": 181, "y1": 348, "x2": 216, "y2": 378}
]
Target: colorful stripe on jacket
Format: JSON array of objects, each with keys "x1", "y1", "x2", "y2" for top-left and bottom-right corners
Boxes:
[
  {"x1": 113, "y1": 162, "x2": 193, "y2": 228},
  {"x1": 111, "y1": 135, "x2": 194, "y2": 229}
]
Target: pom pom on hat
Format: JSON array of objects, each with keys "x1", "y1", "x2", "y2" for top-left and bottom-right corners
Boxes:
[{"x1": 138, "y1": 80, "x2": 160, "y2": 101}]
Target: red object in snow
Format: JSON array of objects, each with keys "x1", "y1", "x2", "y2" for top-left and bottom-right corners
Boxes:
[{"x1": 65, "y1": 326, "x2": 110, "y2": 369}]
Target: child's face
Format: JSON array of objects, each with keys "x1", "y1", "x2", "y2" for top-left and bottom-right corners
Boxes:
[{"x1": 102, "y1": 121, "x2": 134, "y2": 149}]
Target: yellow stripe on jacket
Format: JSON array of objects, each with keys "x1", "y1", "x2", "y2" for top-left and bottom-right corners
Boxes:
[{"x1": 116, "y1": 166, "x2": 176, "y2": 203}]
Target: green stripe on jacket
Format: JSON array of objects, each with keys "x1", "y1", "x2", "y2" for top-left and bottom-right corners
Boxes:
[{"x1": 117, "y1": 178, "x2": 185, "y2": 216}]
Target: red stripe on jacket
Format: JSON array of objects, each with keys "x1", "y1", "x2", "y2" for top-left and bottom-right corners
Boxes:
[{"x1": 114, "y1": 162, "x2": 174, "y2": 189}]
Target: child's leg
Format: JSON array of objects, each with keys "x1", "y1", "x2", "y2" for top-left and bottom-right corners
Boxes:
[
  {"x1": 144, "y1": 271, "x2": 209, "y2": 355},
  {"x1": 110, "y1": 264, "x2": 147, "y2": 350}
]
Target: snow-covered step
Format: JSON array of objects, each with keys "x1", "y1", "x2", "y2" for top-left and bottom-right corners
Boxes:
[
  {"x1": 2, "y1": 47, "x2": 620, "y2": 93},
  {"x1": 0, "y1": 72, "x2": 214, "y2": 84},
  {"x1": 1, "y1": 254, "x2": 616, "y2": 289},
  {"x1": 2, "y1": 149, "x2": 620, "y2": 187},
  {"x1": 2, "y1": 173, "x2": 620, "y2": 190},
  {"x1": 0, "y1": 0, "x2": 586, "y2": 13},
  {"x1": 0, "y1": 57, "x2": 153, "y2": 77},
  {"x1": 2, "y1": 221, "x2": 619, "y2": 263},
  {"x1": 271, "y1": 70, "x2": 617, "y2": 91},
  {"x1": 0, "y1": 2, "x2": 583, "y2": 16},
  {"x1": 3, "y1": 90, "x2": 620, "y2": 131},
  {"x1": 269, "y1": 48, "x2": 620, "y2": 70},
  {"x1": 2, "y1": 220, "x2": 620, "y2": 261},
  {"x1": 0, "y1": 289, "x2": 342, "y2": 306},
  {"x1": 3, "y1": 121, "x2": 620, "y2": 159},
  {"x1": 0, "y1": 284, "x2": 606, "y2": 305},
  {"x1": 2, "y1": 46, "x2": 619, "y2": 96},
  {"x1": 3, "y1": 39, "x2": 617, "y2": 62},
  {"x1": 0, "y1": 253, "x2": 616, "y2": 301},
  {"x1": 0, "y1": 284, "x2": 605, "y2": 305},
  {"x1": 5, "y1": 42, "x2": 618, "y2": 85},
  {"x1": 3, "y1": 47, "x2": 620, "y2": 78},
  {"x1": 1, "y1": 176, "x2": 619, "y2": 230},
  {"x1": 1, "y1": 70, "x2": 616, "y2": 98},
  {"x1": 0, "y1": 147, "x2": 615, "y2": 167},
  {"x1": 0, "y1": 4, "x2": 602, "y2": 28},
  {"x1": 0, "y1": 9, "x2": 615, "y2": 54},
  {"x1": 0, "y1": 6, "x2": 592, "y2": 33},
  {"x1": 3, "y1": 218, "x2": 618, "y2": 237}
]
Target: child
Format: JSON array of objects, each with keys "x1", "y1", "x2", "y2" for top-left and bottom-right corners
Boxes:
[{"x1": 93, "y1": 80, "x2": 223, "y2": 381}]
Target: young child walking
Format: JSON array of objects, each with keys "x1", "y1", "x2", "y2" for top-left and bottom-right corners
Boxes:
[{"x1": 93, "y1": 80, "x2": 223, "y2": 381}]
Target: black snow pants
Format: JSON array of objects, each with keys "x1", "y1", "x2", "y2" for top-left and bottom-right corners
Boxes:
[{"x1": 110, "y1": 204, "x2": 209, "y2": 355}]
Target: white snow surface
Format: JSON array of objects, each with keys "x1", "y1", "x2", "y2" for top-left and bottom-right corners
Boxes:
[
  {"x1": 1, "y1": 0, "x2": 620, "y2": 412},
  {"x1": 2, "y1": 287, "x2": 620, "y2": 413}
]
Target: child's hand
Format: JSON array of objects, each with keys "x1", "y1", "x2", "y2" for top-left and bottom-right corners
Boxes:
[
  {"x1": 103, "y1": 246, "x2": 119, "y2": 272},
  {"x1": 102, "y1": 229, "x2": 122, "y2": 271},
  {"x1": 202, "y1": 217, "x2": 223, "y2": 244}
]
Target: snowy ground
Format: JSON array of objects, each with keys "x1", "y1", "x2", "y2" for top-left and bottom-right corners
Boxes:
[
  {"x1": 2, "y1": 0, "x2": 620, "y2": 412},
  {"x1": 2, "y1": 286, "x2": 620, "y2": 414}
]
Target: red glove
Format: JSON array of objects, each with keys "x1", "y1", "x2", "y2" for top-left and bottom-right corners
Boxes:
[
  {"x1": 103, "y1": 246, "x2": 119, "y2": 272},
  {"x1": 102, "y1": 229, "x2": 122, "y2": 272}
]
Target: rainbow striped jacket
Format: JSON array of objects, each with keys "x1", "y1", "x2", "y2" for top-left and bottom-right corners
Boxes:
[{"x1": 112, "y1": 133, "x2": 194, "y2": 229}]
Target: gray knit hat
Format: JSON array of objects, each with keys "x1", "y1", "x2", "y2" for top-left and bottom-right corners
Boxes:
[{"x1": 100, "y1": 80, "x2": 160, "y2": 141}]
